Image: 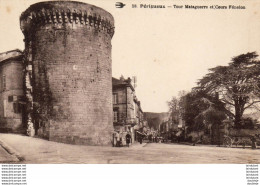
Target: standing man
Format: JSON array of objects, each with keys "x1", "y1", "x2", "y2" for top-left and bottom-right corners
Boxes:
[
  {"x1": 112, "y1": 132, "x2": 117, "y2": 147},
  {"x1": 251, "y1": 135, "x2": 257, "y2": 149},
  {"x1": 126, "y1": 132, "x2": 132, "y2": 147},
  {"x1": 139, "y1": 135, "x2": 143, "y2": 144},
  {"x1": 115, "y1": 131, "x2": 120, "y2": 147}
]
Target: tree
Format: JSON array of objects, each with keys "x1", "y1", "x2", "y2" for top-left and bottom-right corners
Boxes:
[
  {"x1": 167, "y1": 91, "x2": 188, "y2": 124},
  {"x1": 194, "y1": 98, "x2": 227, "y2": 129},
  {"x1": 180, "y1": 90, "x2": 227, "y2": 132},
  {"x1": 167, "y1": 96, "x2": 179, "y2": 124},
  {"x1": 239, "y1": 117, "x2": 258, "y2": 129},
  {"x1": 197, "y1": 52, "x2": 260, "y2": 128}
]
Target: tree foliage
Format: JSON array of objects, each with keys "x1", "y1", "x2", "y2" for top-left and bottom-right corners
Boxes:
[
  {"x1": 180, "y1": 90, "x2": 227, "y2": 132},
  {"x1": 197, "y1": 52, "x2": 260, "y2": 127},
  {"x1": 167, "y1": 96, "x2": 180, "y2": 124}
]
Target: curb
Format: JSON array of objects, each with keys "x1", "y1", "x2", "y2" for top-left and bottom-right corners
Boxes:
[{"x1": 0, "y1": 139, "x2": 25, "y2": 162}]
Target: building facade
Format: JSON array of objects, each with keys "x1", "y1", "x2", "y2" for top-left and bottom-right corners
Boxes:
[
  {"x1": 112, "y1": 77, "x2": 144, "y2": 142},
  {"x1": 0, "y1": 50, "x2": 25, "y2": 133},
  {"x1": 134, "y1": 97, "x2": 144, "y2": 128}
]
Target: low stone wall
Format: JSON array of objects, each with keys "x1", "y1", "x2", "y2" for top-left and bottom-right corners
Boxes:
[{"x1": 0, "y1": 118, "x2": 25, "y2": 133}]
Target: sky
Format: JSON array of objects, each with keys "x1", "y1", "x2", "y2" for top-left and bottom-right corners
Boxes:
[{"x1": 0, "y1": 0, "x2": 260, "y2": 113}]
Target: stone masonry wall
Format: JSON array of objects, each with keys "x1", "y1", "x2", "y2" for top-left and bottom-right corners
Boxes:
[
  {"x1": 20, "y1": 1, "x2": 115, "y2": 145},
  {"x1": 0, "y1": 61, "x2": 25, "y2": 133}
]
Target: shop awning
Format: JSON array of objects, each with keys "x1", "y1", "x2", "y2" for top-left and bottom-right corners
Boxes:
[{"x1": 136, "y1": 131, "x2": 147, "y2": 136}]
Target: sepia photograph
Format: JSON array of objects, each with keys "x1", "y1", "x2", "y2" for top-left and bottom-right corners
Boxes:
[{"x1": 0, "y1": 0, "x2": 259, "y2": 168}]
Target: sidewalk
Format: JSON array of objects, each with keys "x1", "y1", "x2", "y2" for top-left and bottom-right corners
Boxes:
[{"x1": 0, "y1": 141, "x2": 19, "y2": 163}]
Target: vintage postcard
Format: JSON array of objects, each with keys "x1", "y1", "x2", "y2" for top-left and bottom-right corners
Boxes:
[{"x1": 0, "y1": 0, "x2": 260, "y2": 181}]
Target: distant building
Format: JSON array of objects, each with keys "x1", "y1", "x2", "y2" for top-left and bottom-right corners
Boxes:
[
  {"x1": 0, "y1": 50, "x2": 25, "y2": 133},
  {"x1": 112, "y1": 76, "x2": 144, "y2": 142},
  {"x1": 144, "y1": 112, "x2": 169, "y2": 131},
  {"x1": 160, "y1": 121, "x2": 171, "y2": 133},
  {"x1": 134, "y1": 97, "x2": 144, "y2": 128}
]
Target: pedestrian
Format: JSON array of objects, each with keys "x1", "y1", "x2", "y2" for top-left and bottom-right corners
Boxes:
[
  {"x1": 139, "y1": 136, "x2": 143, "y2": 144},
  {"x1": 126, "y1": 132, "x2": 131, "y2": 147},
  {"x1": 112, "y1": 132, "x2": 117, "y2": 147},
  {"x1": 118, "y1": 132, "x2": 123, "y2": 147},
  {"x1": 148, "y1": 134, "x2": 152, "y2": 143},
  {"x1": 251, "y1": 136, "x2": 257, "y2": 149},
  {"x1": 115, "y1": 131, "x2": 120, "y2": 147}
]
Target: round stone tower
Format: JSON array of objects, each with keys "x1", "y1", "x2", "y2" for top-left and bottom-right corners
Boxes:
[{"x1": 20, "y1": 1, "x2": 114, "y2": 145}]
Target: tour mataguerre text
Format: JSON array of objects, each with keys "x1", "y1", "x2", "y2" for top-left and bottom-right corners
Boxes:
[{"x1": 136, "y1": 4, "x2": 246, "y2": 9}]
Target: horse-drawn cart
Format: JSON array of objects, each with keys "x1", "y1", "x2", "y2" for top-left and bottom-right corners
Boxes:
[{"x1": 223, "y1": 129, "x2": 260, "y2": 148}]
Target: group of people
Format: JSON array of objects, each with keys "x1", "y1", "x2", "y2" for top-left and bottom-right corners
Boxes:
[
  {"x1": 148, "y1": 134, "x2": 161, "y2": 143},
  {"x1": 113, "y1": 131, "x2": 132, "y2": 147}
]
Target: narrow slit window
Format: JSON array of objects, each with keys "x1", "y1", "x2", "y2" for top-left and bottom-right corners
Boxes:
[
  {"x1": 113, "y1": 111, "x2": 118, "y2": 122},
  {"x1": 2, "y1": 75, "x2": 6, "y2": 91},
  {"x1": 113, "y1": 93, "x2": 118, "y2": 104}
]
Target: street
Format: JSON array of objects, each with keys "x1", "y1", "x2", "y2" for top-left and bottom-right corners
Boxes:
[
  {"x1": 0, "y1": 146, "x2": 19, "y2": 163},
  {"x1": 0, "y1": 134, "x2": 259, "y2": 164}
]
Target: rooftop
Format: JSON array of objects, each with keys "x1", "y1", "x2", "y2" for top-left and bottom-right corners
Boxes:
[
  {"x1": 0, "y1": 49, "x2": 23, "y2": 63},
  {"x1": 112, "y1": 77, "x2": 135, "y2": 91}
]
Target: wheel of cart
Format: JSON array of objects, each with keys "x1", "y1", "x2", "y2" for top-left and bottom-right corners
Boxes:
[
  {"x1": 233, "y1": 137, "x2": 246, "y2": 148},
  {"x1": 223, "y1": 130, "x2": 260, "y2": 149},
  {"x1": 223, "y1": 135, "x2": 232, "y2": 147},
  {"x1": 223, "y1": 135, "x2": 248, "y2": 148}
]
